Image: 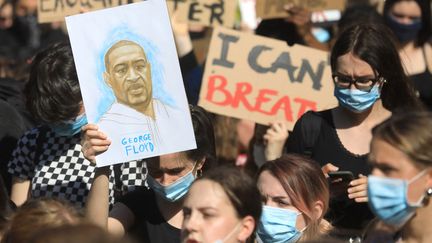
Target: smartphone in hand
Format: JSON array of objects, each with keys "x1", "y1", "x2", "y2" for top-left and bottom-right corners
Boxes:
[{"x1": 327, "y1": 171, "x2": 355, "y2": 198}]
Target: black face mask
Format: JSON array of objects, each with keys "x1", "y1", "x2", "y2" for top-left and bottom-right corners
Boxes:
[{"x1": 386, "y1": 14, "x2": 422, "y2": 43}]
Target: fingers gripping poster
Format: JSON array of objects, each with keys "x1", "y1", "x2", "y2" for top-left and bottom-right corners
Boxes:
[{"x1": 66, "y1": 1, "x2": 196, "y2": 167}]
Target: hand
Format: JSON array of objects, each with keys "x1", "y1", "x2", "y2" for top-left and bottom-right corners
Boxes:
[
  {"x1": 171, "y1": 10, "x2": 192, "y2": 57},
  {"x1": 284, "y1": 4, "x2": 312, "y2": 36},
  {"x1": 321, "y1": 163, "x2": 339, "y2": 178},
  {"x1": 348, "y1": 174, "x2": 368, "y2": 203},
  {"x1": 81, "y1": 124, "x2": 111, "y2": 163},
  {"x1": 263, "y1": 121, "x2": 288, "y2": 161}
]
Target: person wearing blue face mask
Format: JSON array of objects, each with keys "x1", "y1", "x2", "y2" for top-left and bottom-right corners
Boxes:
[
  {"x1": 256, "y1": 154, "x2": 332, "y2": 243},
  {"x1": 83, "y1": 105, "x2": 217, "y2": 243},
  {"x1": 285, "y1": 23, "x2": 423, "y2": 239},
  {"x1": 364, "y1": 111, "x2": 432, "y2": 243},
  {"x1": 7, "y1": 42, "x2": 145, "y2": 209},
  {"x1": 383, "y1": 0, "x2": 432, "y2": 110}
]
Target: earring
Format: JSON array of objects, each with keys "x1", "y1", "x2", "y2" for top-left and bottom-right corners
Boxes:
[
  {"x1": 197, "y1": 169, "x2": 203, "y2": 178},
  {"x1": 427, "y1": 188, "x2": 432, "y2": 197}
]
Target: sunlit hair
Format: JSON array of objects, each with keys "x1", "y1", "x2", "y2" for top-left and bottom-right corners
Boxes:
[
  {"x1": 257, "y1": 154, "x2": 332, "y2": 241},
  {"x1": 2, "y1": 198, "x2": 81, "y2": 243},
  {"x1": 372, "y1": 111, "x2": 432, "y2": 168},
  {"x1": 29, "y1": 223, "x2": 134, "y2": 243}
]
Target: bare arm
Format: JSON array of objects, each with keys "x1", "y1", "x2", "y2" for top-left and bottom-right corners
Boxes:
[
  {"x1": 10, "y1": 177, "x2": 30, "y2": 206},
  {"x1": 82, "y1": 124, "x2": 134, "y2": 236}
]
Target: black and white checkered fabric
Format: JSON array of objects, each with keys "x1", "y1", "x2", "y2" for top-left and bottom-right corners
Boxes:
[{"x1": 8, "y1": 127, "x2": 146, "y2": 208}]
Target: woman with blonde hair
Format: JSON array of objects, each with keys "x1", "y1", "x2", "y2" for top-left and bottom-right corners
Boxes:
[
  {"x1": 365, "y1": 111, "x2": 432, "y2": 242},
  {"x1": 256, "y1": 154, "x2": 332, "y2": 242}
]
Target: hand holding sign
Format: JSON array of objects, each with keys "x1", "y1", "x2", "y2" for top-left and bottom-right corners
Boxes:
[
  {"x1": 81, "y1": 124, "x2": 111, "y2": 163},
  {"x1": 256, "y1": 0, "x2": 345, "y2": 20}
]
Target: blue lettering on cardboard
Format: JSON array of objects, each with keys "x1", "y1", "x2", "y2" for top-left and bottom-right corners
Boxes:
[{"x1": 122, "y1": 133, "x2": 155, "y2": 156}]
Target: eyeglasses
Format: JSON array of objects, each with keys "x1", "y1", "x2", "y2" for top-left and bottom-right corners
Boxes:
[{"x1": 332, "y1": 74, "x2": 382, "y2": 92}]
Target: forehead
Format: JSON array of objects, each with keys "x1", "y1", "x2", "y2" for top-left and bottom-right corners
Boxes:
[
  {"x1": 185, "y1": 179, "x2": 233, "y2": 209},
  {"x1": 336, "y1": 53, "x2": 374, "y2": 76},
  {"x1": 148, "y1": 152, "x2": 191, "y2": 168},
  {"x1": 257, "y1": 170, "x2": 289, "y2": 198},
  {"x1": 391, "y1": 1, "x2": 421, "y2": 15},
  {"x1": 369, "y1": 138, "x2": 416, "y2": 171},
  {"x1": 107, "y1": 44, "x2": 146, "y2": 63}
]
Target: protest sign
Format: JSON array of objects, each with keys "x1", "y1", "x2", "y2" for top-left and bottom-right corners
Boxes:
[
  {"x1": 66, "y1": 1, "x2": 196, "y2": 167},
  {"x1": 38, "y1": 0, "x2": 141, "y2": 23},
  {"x1": 166, "y1": 0, "x2": 238, "y2": 28},
  {"x1": 255, "y1": 0, "x2": 345, "y2": 20},
  {"x1": 199, "y1": 26, "x2": 337, "y2": 130}
]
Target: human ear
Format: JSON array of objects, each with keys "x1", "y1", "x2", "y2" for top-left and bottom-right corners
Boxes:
[
  {"x1": 236, "y1": 216, "x2": 255, "y2": 243},
  {"x1": 196, "y1": 157, "x2": 206, "y2": 171},
  {"x1": 425, "y1": 169, "x2": 432, "y2": 194},
  {"x1": 103, "y1": 72, "x2": 112, "y2": 87},
  {"x1": 312, "y1": 200, "x2": 324, "y2": 220}
]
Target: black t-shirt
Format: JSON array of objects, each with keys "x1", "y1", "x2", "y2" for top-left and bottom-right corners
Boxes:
[
  {"x1": 410, "y1": 51, "x2": 432, "y2": 110},
  {"x1": 285, "y1": 109, "x2": 373, "y2": 231},
  {"x1": 119, "y1": 187, "x2": 181, "y2": 243}
]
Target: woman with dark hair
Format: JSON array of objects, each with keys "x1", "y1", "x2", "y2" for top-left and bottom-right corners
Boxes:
[
  {"x1": 285, "y1": 23, "x2": 422, "y2": 238},
  {"x1": 364, "y1": 111, "x2": 432, "y2": 242},
  {"x1": 181, "y1": 165, "x2": 262, "y2": 243},
  {"x1": 256, "y1": 154, "x2": 331, "y2": 242},
  {"x1": 7, "y1": 42, "x2": 144, "y2": 208},
  {"x1": 383, "y1": 0, "x2": 432, "y2": 110},
  {"x1": 82, "y1": 105, "x2": 217, "y2": 243}
]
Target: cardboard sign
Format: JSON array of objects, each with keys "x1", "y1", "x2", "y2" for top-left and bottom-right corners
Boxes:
[
  {"x1": 256, "y1": 0, "x2": 345, "y2": 20},
  {"x1": 38, "y1": 0, "x2": 141, "y2": 23},
  {"x1": 66, "y1": 1, "x2": 196, "y2": 166},
  {"x1": 166, "y1": 0, "x2": 238, "y2": 28},
  {"x1": 199, "y1": 27, "x2": 337, "y2": 130}
]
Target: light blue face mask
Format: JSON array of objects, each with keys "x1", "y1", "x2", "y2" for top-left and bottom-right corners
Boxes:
[
  {"x1": 50, "y1": 113, "x2": 87, "y2": 136},
  {"x1": 147, "y1": 168, "x2": 196, "y2": 202},
  {"x1": 257, "y1": 206, "x2": 303, "y2": 243},
  {"x1": 334, "y1": 84, "x2": 381, "y2": 113},
  {"x1": 368, "y1": 170, "x2": 428, "y2": 227}
]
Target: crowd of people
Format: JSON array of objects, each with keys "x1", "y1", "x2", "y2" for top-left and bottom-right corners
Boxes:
[{"x1": 1, "y1": 0, "x2": 432, "y2": 242}]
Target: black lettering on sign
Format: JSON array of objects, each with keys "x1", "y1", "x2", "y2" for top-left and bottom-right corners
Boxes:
[
  {"x1": 204, "y1": 0, "x2": 224, "y2": 25},
  {"x1": 212, "y1": 32, "x2": 239, "y2": 68},
  {"x1": 189, "y1": 1, "x2": 202, "y2": 21},
  {"x1": 296, "y1": 59, "x2": 325, "y2": 91}
]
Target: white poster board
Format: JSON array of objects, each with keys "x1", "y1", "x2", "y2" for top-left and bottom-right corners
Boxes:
[{"x1": 66, "y1": 1, "x2": 196, "y2": 167}]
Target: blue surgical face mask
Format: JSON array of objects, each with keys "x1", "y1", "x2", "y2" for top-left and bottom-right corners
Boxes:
[
  {"x1": 334, "y1": 84, "x2": 381, "y2": 113},
  {"x1": 368, "y1": 170, "x2": 428, "y2": 227},
  {"x1": 257, "y1": 206, "x2": 303, "y2": 243},
  {"x1": 386, "y1": 14, "x2": 422, "y2": 43},
  {"x1": 147, "y1": 167, "x2": 196, "y2": 202},
  {"x1": 50, "y1": 113, "x2": 87, "y2": 136}
]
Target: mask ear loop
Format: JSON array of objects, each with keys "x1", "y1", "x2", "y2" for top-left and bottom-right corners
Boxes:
[
  {"x1": 295, "y1": 212, "x2": 308, "y2": 232},
  {"x1": 377, "y1": 77, "x2": 387, "y2": 93},
  {"x1": 407, "y1": 169, "x2": 430, "y2": 206}
]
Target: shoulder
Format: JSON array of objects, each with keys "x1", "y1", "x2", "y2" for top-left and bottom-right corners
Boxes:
[
  {"x1": 424, "y1": 43, "x2": 432, "y2": 72},
  {"x1": 295, "y1": 109, "x2": 331, "y2": 130}
]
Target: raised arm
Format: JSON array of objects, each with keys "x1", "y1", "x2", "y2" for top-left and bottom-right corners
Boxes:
[{"x1": 81, "y1": 124, "x2": 135, "y2": 237}]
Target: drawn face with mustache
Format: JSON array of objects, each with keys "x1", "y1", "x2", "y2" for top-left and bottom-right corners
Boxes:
[{"x1": 104, "y1": 41, "x2": 152, "y2": 111}]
